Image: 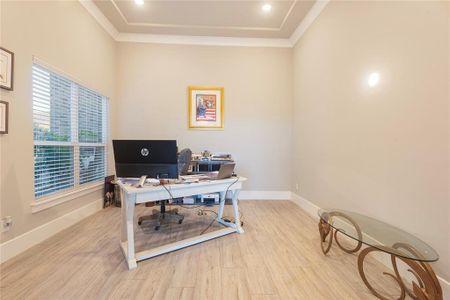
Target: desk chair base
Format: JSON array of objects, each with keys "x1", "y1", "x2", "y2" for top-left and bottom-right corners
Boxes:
[{"x1": 138, "y1": 208, "x2": 184, "y2": 230}]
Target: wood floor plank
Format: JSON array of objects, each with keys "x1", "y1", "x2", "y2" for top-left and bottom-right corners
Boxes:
[
  {"x1": 194, "y1": 266, "x2": 222, "y2": 300},
  {"x1": 0, "y1": 201, "x2": 406, "y2": 300}
]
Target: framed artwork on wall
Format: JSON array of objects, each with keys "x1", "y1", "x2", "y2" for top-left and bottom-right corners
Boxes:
[
  {"x1": 0, "y1": 47, "x2": 14, "y2": 91},
  {"x1": 0, "y1": 101, "x2": 8, "y2": 134},
  {"x1": 188, "y1": 86, "x2": 224, "y2": 129}
]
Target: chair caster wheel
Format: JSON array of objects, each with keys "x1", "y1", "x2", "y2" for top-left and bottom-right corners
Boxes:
[
  {"x1": 241, "y1": 221, "x2": 244, "y2": 226},
  {"x1": 155, "y1": 226, "x2": 160, "y2": 230},
  {"x1": 178, "y1": 219, "x2": 183, "y2": 224},
  {"x1": 138, "y1": 221, "x2": 142, "y2": 225}
]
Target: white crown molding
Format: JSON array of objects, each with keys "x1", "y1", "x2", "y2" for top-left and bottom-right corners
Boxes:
[
  {"x1": 116, "y1": 33, "x2": 292, "y2": 48},
  {"x1": 78, "y1": 0, "x2": 119, "y2": 39},
  {"x1": 289, "y1": 0, "x2": 329, "y2": 46},
  {"x1": 79, "y1": 0, "x2": 329, "y2": 48},
  {"x1": 119, "y1": 23, "x2": 281, "y2": 32},
  {"x1": 279, "y1": 0, "x2": 298, "y2": 30}
]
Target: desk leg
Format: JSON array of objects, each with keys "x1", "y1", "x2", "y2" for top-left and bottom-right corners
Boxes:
[
  {"x1": 121, "y1": 192, "x2": 137, "y2": 270},
  {"x1": 217, "y1": 191, "x2": 225, "y2": 220},
  {"x1": 231, "y1": 189, "x2": 244, "y2": 234},
  {"x1": 120, "y1": 188, "x2": 127, "y2": 242}
]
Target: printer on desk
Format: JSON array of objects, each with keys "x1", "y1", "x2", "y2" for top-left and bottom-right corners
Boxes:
[
  {"x1": 190, "y1": 151, "x2": 234, "y2": 173},
  {"x1": 183, "y1": 151, "x2": 235, "y2": 206}
]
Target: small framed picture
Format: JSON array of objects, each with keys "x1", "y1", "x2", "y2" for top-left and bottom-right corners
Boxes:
[
  {"x1": 0, "y1": 47, "x2": 14, "y2": 91},
  {"x1": 188, "y1": 86, "x2": 224, "y2": 129},
  {"x1": 0, "y1": 101, "x2": 8, "y2": 134}
]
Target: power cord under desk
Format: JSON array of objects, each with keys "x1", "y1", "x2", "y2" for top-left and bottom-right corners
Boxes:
[{"x1": 160, "y1": 178, "x2": 244, "y2": 234}]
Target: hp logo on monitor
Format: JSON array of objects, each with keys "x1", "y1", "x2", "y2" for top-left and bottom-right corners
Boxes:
[{"x1": 141, "y1": 148, "x2": 149, "y2": 157}]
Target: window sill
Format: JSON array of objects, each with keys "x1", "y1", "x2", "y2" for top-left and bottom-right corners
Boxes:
[{"x1": 31, "y1": 182, "x2": 103, "y2": 213}]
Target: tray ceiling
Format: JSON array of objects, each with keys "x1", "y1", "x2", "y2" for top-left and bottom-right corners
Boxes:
[{"x1": 92, "y1": 0, "x2": 316, "y2": 38}]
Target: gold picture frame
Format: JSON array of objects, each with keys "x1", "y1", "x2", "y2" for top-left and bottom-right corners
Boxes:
[
  {"x1": 0, "y1": 47, "x2": 14, "y2": 91},
  {"x1": 188, "y1": 86, "x2": 224, "y2": 129}
]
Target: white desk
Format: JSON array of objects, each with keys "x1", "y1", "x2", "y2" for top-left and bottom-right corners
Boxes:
[{"x1": 117, "y1": 177, "x2": 247, "y2": 270}]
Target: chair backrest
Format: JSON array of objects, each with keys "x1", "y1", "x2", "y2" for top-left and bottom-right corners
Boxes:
[{"x1": 178, "y1": 148, "x2": 192, "y2": 175}]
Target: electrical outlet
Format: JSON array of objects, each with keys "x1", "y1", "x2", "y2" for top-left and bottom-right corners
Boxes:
[
  {"x1": 1, "y1": 216, "x2": 13, "y2": 232},
  {"x1": 295, "y1": 183, "x2": 299, "y2": 192}
]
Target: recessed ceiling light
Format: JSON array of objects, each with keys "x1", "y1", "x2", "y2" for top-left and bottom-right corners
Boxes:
[
  {"x1": 134, "y1": 0, "x2": 144, "y2": 6},
  {"x1": 262, "y1": 3, "x2": 272, "y2": 12},
  {"x1": 368, "y1": 72, "x2": 380, "y2": 87}
]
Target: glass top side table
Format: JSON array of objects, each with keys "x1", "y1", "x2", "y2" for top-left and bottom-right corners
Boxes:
[{"x1": 318, "y1": 209, "x2": 442, "y2": 300}]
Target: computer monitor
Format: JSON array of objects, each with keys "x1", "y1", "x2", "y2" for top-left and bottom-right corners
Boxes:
[{"x1": 113, "y1": 140, "x2": 178, "y2": 179}]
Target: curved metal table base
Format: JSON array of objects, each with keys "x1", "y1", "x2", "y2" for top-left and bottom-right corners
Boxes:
[
  {"x1": 318, "y1": 211, "x2": 363, "y2": 254},
  {"x1": 357, "y1": 246, "x2": 443, "y2": 300},
  {"x1": 318, "y1": 216, "x2": 443, "y2": 300}
]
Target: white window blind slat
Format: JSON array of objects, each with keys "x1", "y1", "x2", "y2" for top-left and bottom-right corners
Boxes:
[
  {"x1": 79, "y1": 146, "x2": 105, "y2": 185},
  {"x1": 35, "y1": 166, "x2": 75, "y2": 173},
  {"x1": 35, "y1": 157, "x2": 74, "y2": 163},
  {"x1": 35, "y1": 180, "x2": 75, "y2": 189},
  {"x1": 33, "y1": 63, "x2": 108, "y2": 199}
]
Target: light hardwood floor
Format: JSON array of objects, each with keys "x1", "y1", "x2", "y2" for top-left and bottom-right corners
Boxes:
[{"x1": 0, "y1": 201, "x2": 407, "y2": 299}]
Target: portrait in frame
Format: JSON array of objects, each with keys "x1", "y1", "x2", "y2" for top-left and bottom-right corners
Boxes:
[
  {"x1": 188, "y1": 86, "x2": 224, "y2": 129},
  {"x1": 0, "y1": 47, "x2": 14, "y2": 91},
  {"x1": 0, "y1": 101, "x2": 9, "y2": 134}
]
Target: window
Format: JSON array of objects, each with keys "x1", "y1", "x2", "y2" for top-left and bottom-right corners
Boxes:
[{"x1": 32, "y1": 63, "x2": 108, "y2": 199}]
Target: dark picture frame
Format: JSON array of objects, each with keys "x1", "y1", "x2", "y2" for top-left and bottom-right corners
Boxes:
[
  {"x1": 0, "y1": 47, "x2": 14, "y2": 91},
  {"x1": 0, "y1": 101, "x2": 8, "y2": 134}
]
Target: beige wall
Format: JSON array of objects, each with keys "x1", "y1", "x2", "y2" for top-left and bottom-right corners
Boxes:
[
  {"x1": 115, "y1": 43, "x2": 292, "y2": 191},
  {"x1": 0, "y1": 1, "x2": 116, "y2": 243},
  {"x1": 292, "y1": 1, "x2": 449, "y2": 279},
  {"x1": 1, "y1": 0, "x2": 449, "y2": 286}
]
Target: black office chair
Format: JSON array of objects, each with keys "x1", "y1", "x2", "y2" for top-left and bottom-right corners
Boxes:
[{"x1": 138, "y1": 148, "x2": 192, "y2": 230}]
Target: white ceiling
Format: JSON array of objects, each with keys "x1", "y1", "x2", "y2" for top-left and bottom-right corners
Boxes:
[{"x1": 92, "y1": 0, "x2": 316, "y2": 38}]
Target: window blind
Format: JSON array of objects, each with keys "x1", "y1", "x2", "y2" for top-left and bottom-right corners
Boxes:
[{"x1": 32, "y1": 63, "x2": 108, "y2": 199}]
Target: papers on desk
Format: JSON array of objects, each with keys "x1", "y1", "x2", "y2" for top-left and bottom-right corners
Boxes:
[
  {"x1": 180, "y1": 174, "x2": 209, "y2": 183},
  {"x1": 120, "y1": 174, "x2": 224, "y2": 186},
  {"x1": 120, "y1": 177, "x2": 161, "y2": 187}
]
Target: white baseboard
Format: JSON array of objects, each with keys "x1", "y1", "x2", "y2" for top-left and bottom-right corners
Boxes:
[
  {"x1": 239, "y1": 190, "x2": 291, "y2": 200},
  {"x1": 289, "y1": 192, "x2": 450, "y2": 298},
  {"x1": 290, "y1": 192, "x2": 321, "y2": 219},
  {"x1": 441, "y1": 277, "x2": 450, "y2": 300},
  {"x1": 0, "y1": 198, "x2": 103, "y2": 264}
]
